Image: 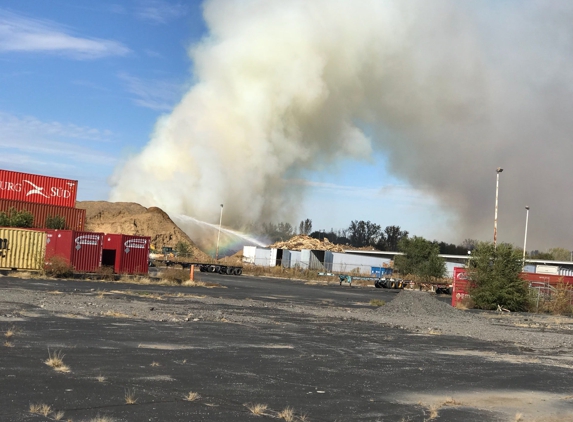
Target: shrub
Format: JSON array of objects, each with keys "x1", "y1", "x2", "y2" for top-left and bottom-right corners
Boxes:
[
  {"x1": 44, "y1": 256, "x2": 74, "y2": 278},
  {"x1": 0, "y1": 208, "x2": 34, "y2": 228},
  {"x1": 535, "y1": 283, "x2": 573, "y2": 315},
  {"x1": 467, "y1": 242, "x2": 529, "y2": 311},
  {"x1": 94, "y1": 266, "x2": 116, "y2": 281},
  {"x1": 46, "y1": 215, "x2": 66, "y2": 229},
  {"x1": 175, "y1": 241, "x2": 192, "y2": 258},
  {"x1": 160, "y1": 268, "x2": 189, "y2": 284},
  {"x1": 0, "y1": 211, "x2": 8, "y2": 226},
  {"x1": 395, "y1": 236, "x2": 446, "y2": 282}
]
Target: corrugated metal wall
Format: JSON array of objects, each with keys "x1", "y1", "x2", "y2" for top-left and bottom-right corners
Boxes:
[
  {"x1": 0, "y1": 228, "x2": 46, "y2": 270},
  {"x1": 0, "y1": 199, "x2": 85, "y2": 231},
  {"x1": 331, "y1": 252, "x2": 391, "y2": 274},
  {"x1": 242, "y1": 246, "x2": 257, "y2": 264},
  {"x1": 0, "y1": 169, "x2": 78, "y2": 207},
  {"x1": 45, "y1": 230, "x2": 104, "y2": 272},
  {"x1": 103, "y1": 234, "x2": 149, "y2": 274}
]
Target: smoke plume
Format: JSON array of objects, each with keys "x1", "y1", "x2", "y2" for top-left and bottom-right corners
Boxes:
[{"x1": 110, "y1": 0, "x2": 573, "y2": 249}]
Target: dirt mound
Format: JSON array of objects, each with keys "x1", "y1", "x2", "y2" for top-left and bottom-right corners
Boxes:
[
  {"x1": 76, "y1": 201, "x2": 210, "y2": 261},
  {"x1": 270, "y1": 235, "x2": 345, "y2": 252}
]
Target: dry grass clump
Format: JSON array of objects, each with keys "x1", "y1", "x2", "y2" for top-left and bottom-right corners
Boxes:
[
  {"x1": 245, "y1": 403, "x2": 268, "y2": 416},
  {"x1": 150, "y1": 361, "x2": 160, "y2": 367},
  {"x1": 160, "y1": 268, "x2": 190, "y2": 284},
  {"x1": 96, "y1": 374, "x2": 106, "y2": 383},
  {"x1": 537, "y1": 283, "x2": 573, "y2": 315},
  {"x1": 243, "y1": 264, "x2": 335, "y2": 282},
  {"x1": 514, "y1": 413, "x2": 524, "y2": 422},
  {"x1": 124, "y1": 388, "x2": 138, "y2": 404},
  {"x1": 4, "y1": 341, "x2": 14, "y2": 347},
  {"x1": 369, "y1": 299, "x2": 386, "y2": 307},
  {"x1": 278, "y1": 407, "x2": 295, "y2": 421},
  {"x1": 29, "y1": 403, "x2": 52, "y2": 416},
  {"x1": 94, "y1": 265, "x2": 116, "y2": 281},
  {"x1": 184, "y1": 391, "x2": 201, "y2": 401},
  {"x1": 9, "y1": 271, "x2": 43, "y2": 279},
  {"x1": 102, "y1": 310, "x2": 129, "y2": 318},
  {"x1": 45, "y1": 349, "x2": 70, "y2": 373},
  {"x1": 89, "y1": 415, "x2": 115, "y2": 422},
  {"x1": 118, "y1": 275, "x2": 153, "y2": 285},
  {"x1": 5, "y1": 327, "x2": 16, "y2": 339},
  {"x1": 426, "y1": 404, "x2": 439, "y2": 420},
  {"x1": 53, "y1": 410, "x2": 65, "y2": 420},
  {"x1": 43, "y1": 256, "x2": 74, "y2": 278},
  {"x1": 455, "y1": 296, "x2": 474, "y2": 310},
  {"x1": 441, "y1": 397, "x2": 462, "y2": 406}
]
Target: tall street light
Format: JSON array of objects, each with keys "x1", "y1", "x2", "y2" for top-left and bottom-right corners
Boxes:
[
  {"x1": 493, "y1": 167, "x2": 503, "y2": 248},
  {"x1": 215, "y1": 204, "x2": 224, "y2": 260},
  {"x1": 523, "y1": 206, "x2": 530, "y2": 266}
]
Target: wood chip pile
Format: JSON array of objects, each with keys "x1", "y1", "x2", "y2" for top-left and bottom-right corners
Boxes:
[{"x1": 269, "y1": 235, "x2": 345, "y2": 252}]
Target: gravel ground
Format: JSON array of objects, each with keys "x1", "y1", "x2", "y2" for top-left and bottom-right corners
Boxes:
[{"x1": 1, "y1": 278, "x2": 573, "y2": 354}]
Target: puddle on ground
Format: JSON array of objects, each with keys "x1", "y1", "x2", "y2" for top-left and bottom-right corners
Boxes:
[{"x1": 402, "y1": 390, "x2": 573, "y2": 421}]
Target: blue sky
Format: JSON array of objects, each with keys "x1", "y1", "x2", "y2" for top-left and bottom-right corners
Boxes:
[{"x1": 0, "y1": 0, "x2": 453, "y2": 241}]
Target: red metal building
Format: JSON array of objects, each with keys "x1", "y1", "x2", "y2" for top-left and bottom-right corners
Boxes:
[
  {"x1": 0, "y1": 199, "x2": 85, "y2": 231},
  {"x1": 45, "y1": 230, "x2": 104, "y2": 272},
  {"x1": 102, "y1": 234, "x2": 150, "y2": 274},
  {"x1": 0, "y1": 169, "x2": 78, "y2": 208}
]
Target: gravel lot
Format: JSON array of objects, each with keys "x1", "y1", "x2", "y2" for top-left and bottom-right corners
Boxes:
[
  {"x1": 2, "y1": 273, "x2": 573, "y2": 421},
  {"x1": 2, "y1": 274, "x2": 573, "y2": 353}
]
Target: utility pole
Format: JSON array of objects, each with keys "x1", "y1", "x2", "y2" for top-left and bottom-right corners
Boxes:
[
  {"x1": 523, "y1": 206, "x2": 529, "y2": 266},
  {"x1": 215, "y1": 204, "x2": 223, "y2": 260},
  {"x1": 493, "y1": 167, "x2": 503, "y2": 248}
]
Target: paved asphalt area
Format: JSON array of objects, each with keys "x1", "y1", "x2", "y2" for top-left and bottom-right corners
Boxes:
[{"x1": 1, "y1": 273, "x2": 573, "y2": 421}]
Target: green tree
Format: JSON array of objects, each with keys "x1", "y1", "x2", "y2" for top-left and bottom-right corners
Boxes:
[
  {"x1": 8, "y1": 208, "x2": 34, "y2": 228},
  {"x1": 175, "y1": 241, "x2": 192, "y2": 257},
  {"x1": 46, "y1": 215, "x2": 66, "y2": 230},
  {"x1": 0, "y1": 211, "x2": 8, "y2": 227},
  {"x1": 348, "y1": 220, "x2": 381, "y2": 247},
  {"x1": 547, "y1": 247, "x2": 571, "y2": 261},
  {"x1": 467, "y1": 242, "x2": 529, "y2": 311},
  {"x1": 379, "y1": 225, "x2": 408, "y2": 251},
  {"x1": 298, "y1": 218, "x2": 313, "y2": 235},
  {"x1": 394, "y1": 236, "x2": 445, "y2": 281}
]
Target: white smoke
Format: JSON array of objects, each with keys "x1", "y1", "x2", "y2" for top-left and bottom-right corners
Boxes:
[{"x1": 110, "y1": 0, "x2": 573, "y2": 249}]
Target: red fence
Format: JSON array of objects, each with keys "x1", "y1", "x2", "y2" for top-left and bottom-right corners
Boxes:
[{"x1": 0, "y1": 169, "x2": 77, "y2": 208}]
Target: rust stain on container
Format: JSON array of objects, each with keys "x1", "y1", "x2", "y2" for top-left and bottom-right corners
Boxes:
[
  {"x1": 0, "y1": 199, "x2": 85, "y2": 231},
  {"x1": 0, "y1": 169, "x2": 78, "y2": 208},
  {"x1": 0, "y1": 228, "x2": 46, "y2": 270}
]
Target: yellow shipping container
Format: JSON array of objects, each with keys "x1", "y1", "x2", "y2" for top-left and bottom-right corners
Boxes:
[{"x1": 0, "y1": 228, "x2": 46, "y2": 271}]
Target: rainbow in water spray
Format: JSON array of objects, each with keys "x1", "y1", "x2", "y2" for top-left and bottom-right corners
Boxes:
[{"x1": 171, "y1": 214, "x2": 267, "y2": 257}]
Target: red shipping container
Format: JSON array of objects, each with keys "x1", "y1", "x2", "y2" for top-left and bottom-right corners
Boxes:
[
  {"x1": 102, "y1": 233, "x2": 149, "y2": 274},
  {"x1": 451, "y1": 267, "x2": 471, "y2": 307},
  {"x1": 0, "y1": 199, "x2": 85, "y2": 231},
  {"x1": 0, "y1": 169, "x2": 78, "y2": 208},
  {"x1": 45, "y1": 230, "x2": 103, "y2": 272}
]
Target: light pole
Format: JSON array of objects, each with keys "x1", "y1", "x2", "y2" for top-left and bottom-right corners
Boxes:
[
  {"x1": 493, "y1": 167, "x2": 503, "y2": 248},
  {"x1": 215, "y1": 204, "x2": 223, "y2": 260},
  {"x1": 523, "y1": 206, "x2": 530, "y2": 265}
]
